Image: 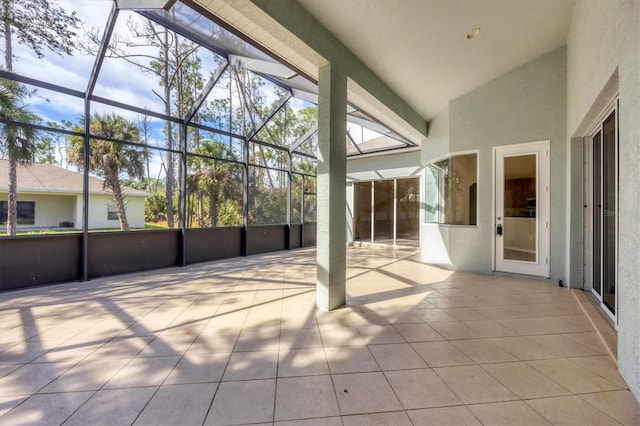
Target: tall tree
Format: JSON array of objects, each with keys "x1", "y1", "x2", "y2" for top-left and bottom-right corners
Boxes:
[
  {"x1": 0, "y1": 0, "x2": 79, "y2": 234},
  {"x1": 67, "y1": 113, "x2": 148, "y2": 231}
]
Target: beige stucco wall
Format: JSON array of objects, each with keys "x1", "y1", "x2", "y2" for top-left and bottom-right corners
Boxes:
[
  {"x1": 87, "y1": 194, "x2": 146, "y2": 229},
  {"x1": 421, "y1": 47, "x2": 567, "y2": 279},
  {"x1": 567, "y1": 0, "x2": 640, "y2": 401}
]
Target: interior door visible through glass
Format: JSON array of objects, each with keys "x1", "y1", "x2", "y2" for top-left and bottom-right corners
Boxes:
[{"x1": 503, "y1": 154, "x2": 537, "y2": 262}]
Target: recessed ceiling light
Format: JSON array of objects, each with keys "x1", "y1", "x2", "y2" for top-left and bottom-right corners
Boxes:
[{"x1": 466, "y1": 28, "x2": 481, "y2": 40}]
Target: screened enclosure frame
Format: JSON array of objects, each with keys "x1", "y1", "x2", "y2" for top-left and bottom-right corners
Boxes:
[{"x1": 0, "y1": 0, "x2": 414, "y2": 285}]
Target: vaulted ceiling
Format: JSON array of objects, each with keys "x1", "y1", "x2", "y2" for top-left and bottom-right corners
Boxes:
[{"x1": 295, "y1": 0, "x2": 577, "y2": 120}]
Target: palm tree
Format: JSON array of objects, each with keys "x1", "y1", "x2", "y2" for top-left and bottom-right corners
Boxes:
[
  {"x1": 67, "y1": 112, "x2": 148, "y2": 231},
  {"x1": 0, "y1": 82, "x2": 38, "y2": 235}
]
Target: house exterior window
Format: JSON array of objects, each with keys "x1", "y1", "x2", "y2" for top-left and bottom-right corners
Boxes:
[
  {"x1": 0, "y1": 201, "x2": 35, "y2": 225},
  {"x1": 107, "y1": 204, "x2": 118, "y2": 221},
  {"x1": 427, "y1": 153, "x2": 477, "y2": 225}
]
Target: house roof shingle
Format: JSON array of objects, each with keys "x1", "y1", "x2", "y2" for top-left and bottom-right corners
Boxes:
[{"x1": 0, "y1": 160, "x2": 148, "y2": 196}]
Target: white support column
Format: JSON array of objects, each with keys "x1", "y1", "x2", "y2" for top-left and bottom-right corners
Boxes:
[{"x1": 316, "y1": 63, "x2": 347, "y2": 311}]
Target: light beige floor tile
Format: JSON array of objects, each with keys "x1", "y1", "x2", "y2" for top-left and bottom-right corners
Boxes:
[
  {"x1": 385, "y1": 368, "x2": 462, "y2": 409},
  {"x1": 134, "y1": 383, "x2": 217, "y2": 425},
  {"x1": 278, "y1": 347, "x2": 329, "y2": 377},
  {"x1": 234, "y1": 329, "x2": 281, "y2": 352},
  {"x1": 279, "y1": 328, "x2": 323, "y2": 349},
  {"x1": 0, "y1": 391, "x2": 93, "y2": 426},
  {"x1": 64, "y1": 387, "x2": 157, "y2": 426},
  {"x1": 413, "y1": 309, "x2": 456, "y2": 322},
  {"x1": 342, "y1": 410, "x2": 413, "y2": 425},
  {"x1": 468, "y1": 400, "x2": 551, "y2": 425},
  {"x1": 393, "y1": 323, "x2": 444, "y2": 342},
  {"x1": 40, "y1": 358, "x2": 131, "y2": 393},
  {"x1": 83, "y1": 336, "x2": 153, "y2": 360},
  {"x1": 482, "y1": 361, "x2": 571, "y2": 399},
  {"x1": 579, "y1": 390, "x2": 640, "y2": 425},
  {"x1": 164, "y1": 351, "x2": 230, "y2": 384},
  {"x1": 0, "y1": 362, "x2": 73, "y2": 397},
  {"x1": 488, "y1": 336, "x2": 559, "y2": 360},
  {"x1": 406, "y1": 406, "x2": 481, "y2": 425},
  {"x1": 451, "y1": 339, "x2": 518, "y2": 363},
  {"x1": 274, "y1": 375, "x2": 340, "y2": 421},
  {"x1": 563, "y1": 332, "x2": 610, "y2": 353},
  {"x1": 204, "y1": 379, "x2": 276, "y2": 426},
  {"x1": 187, "y1": 335, "x2": 237, "y2": 354},
  {"x1": 324, "y1": 346, "x2": 379, "y2": 374},
  {"x1": 442, "y1": 308, "x2": 488, "y2": 321},
  {"x1": 528, "y1": 334, "x2": 605, "y2": 357},
  {"x1": 527, "y1": 358, "x2": 622, "y2": 394},
  {"x1": 276, "y1": 417, "x2": 342, "y2": 426},
  {"x1": 462, "y1": 320, "x2": 518, "y2": 337},
  {"x1": 137, "y1": 334, "x2": 196, "y2": 357},
  {"x1": 434, "y1": 365, "x2": 518, "y2": 404},
  {"x1": 430, "y1": 322, "x2": 482, "y2": 340},
  {"x1": 411, "y1": 341, "x2": 474, "y2": 367},
  {"x1": 222, "y1": 350, "x2": 279, "y2": 381},
  {"x1": 525, "y1": 395, "x2": 619, "y2": 425},
  {"x1": 0, "y1": 395, "x2": 28, "y2": 417},
  {"x1": 319, "y1": 325, "x2": 366, "y2": 347},
  {"x1": 332, "y1": 372, "x2": 403, "y2": 415},
  {"x1": 368, "y1": 343, "x2": 427, "y2": 370},
  {"x1": 104, "y1": 356, "x2": 180, "y2": 389},
  {"x1": 567, "y1": 355, "x2": 628, "y2": 388},
  {"x1": 356, "y1": 325, "x2": 405, "y2": 344}
]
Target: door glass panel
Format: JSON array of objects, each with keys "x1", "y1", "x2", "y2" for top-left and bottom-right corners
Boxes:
[
  {"x1": 503, "y1": 154, "x2": 537, "y2": 262},
  {"x1": 593, "y1": 131, "x2": 602, "y2": 296},
  {"x1": 602, "y1": 111, "x2": 616, "y2": 314},
  {"x1": 396, "y1": 178, "x2": 420, "y2": 246},
  {"x1": 354, "y1": 182, "x2": 372, "y2": 242},
  {"x1": 373, "y1": 181, "x2": 394, "y2": 243}
]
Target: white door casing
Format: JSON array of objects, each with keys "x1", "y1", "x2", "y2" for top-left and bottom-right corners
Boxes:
[{"x1": 494, "y1": 141, "x2": 550, "y2": 277}]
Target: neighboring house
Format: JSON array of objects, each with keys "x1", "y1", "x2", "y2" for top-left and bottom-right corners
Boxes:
[{"x1": 0, "y1": 160, "x2": 148, "y2": 230}]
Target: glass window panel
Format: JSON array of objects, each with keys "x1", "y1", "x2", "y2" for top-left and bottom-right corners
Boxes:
[
  {"x1": 77, "y1": 139, "x2": 150, "y2": 231},
  {"x1": 196, "y1": 70, "x2": 244, "y2": 137},
  {"x1": 430, "y1": 153, "x2": 477, "y2": 225},
  {"x1": 292, "y1": 154, "x2": 317, "y2": 174},
  {"x1": 7, "y1": 0, "x2": 111, "y2": 90},
  {"x1": 602, "y1": 111, "x2": 616, "y2": 314},
  {"x1": 304, "y1": 194, "x2": 316, "y2": 223},
  {"x1": 353, "y1": 182, "x2": 372, "y2": 242},
  {"x1": 291, "y1": 173, "x2": 303, "y2": 224},
  {"x1": 248, "y1": 142, "x2": 287, "y2": 169},
  {"x1": 396, "y1": 178, "x2": 420, "y2": 245},
  {"x1": 187, "y1": 127, "x2": 243, "y2": 161},
  {"x1": 232, "y1": 68, "x2": 290, "y2": 136},
  {"x1": 186, "y1": 155, "x2": 243, "y2": 228},
  {"x1": 144, "y1": 148, "x2": 176, "y2": 229},
  {"x1": 248, "y1": 166, "x2": 287, "y2": 225},
  {"x1": 503, "y1": 154, "x2": 536, "y2": 262},
  {"x1": 593, "y1": 131, "x2": 602, "y2": 296},
  {"x1": 255, "y1": 101, "x2": 318, "y2": 148},
  {"x1": 0, "y1": 81, "x2": 84, "y2": 131},
  {"x1": 373, "y1": 180, "x2": 394, "y2": 243}
]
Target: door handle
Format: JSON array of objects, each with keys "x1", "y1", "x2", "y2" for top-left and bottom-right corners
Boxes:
[{"x1": 496, "y1": 224, "x2": 503, "y2": 235}]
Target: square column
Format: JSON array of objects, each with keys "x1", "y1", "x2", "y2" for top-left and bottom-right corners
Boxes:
[{"x1": 316, "y1": 63, "x2": 347, "y2": 311}]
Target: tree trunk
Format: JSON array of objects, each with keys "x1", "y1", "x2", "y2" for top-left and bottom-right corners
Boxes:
[
  {"x1": 209, "y1": 192, "x2": 218, "y2": 227},
  {"x1": 6, "y1": 158, "x2": 17, "y2": 235},
  {"x1": 4, "y1": 2, "x2": 17, "y2": 236},
  {"x1": 163, "y1": 30, "x2": 174, "y2": 229},
  {"x1": 109, "y1": 175, "x2": 130, "y2": 231}
]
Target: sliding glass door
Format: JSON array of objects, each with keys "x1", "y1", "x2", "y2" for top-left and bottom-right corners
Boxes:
[
  {"x1": 585, "y1": 105, "x2": 617, "y2": 320},
  {"x1": 353, "y1": 178, "x2": 419, "y2": 247}
]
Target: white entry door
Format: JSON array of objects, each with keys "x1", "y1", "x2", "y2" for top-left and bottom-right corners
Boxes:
[{"x1": 494, "y1": 141, "x2": 549, "y2": 277}]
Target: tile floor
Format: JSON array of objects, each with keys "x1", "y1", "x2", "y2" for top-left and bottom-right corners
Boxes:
[{"x1": 0, "y1": 247, "x2": 638, "y2": 425}]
